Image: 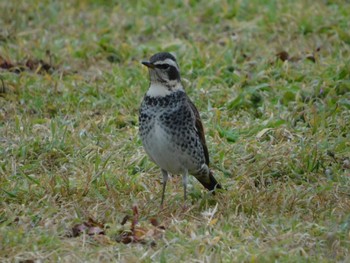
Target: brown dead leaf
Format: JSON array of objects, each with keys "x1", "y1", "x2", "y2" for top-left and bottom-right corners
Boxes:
[
  {"x1": 116, "y1": 230, "x2": 133, "y2": 244},
  {"x1": 150, "y1": 217, "x2": 159, "y2": 227},
  {"x1": 150, "y1": 217, "x2": 165, "y2": 230},
  {"x1": 0, "y1": 55, "x2": 55, "y2": 74},
  {"x1": 87, "y1": 217, "x2": 105, "y2": 228},
  {"x1": 71, "y1": 217, "x2": 105, "y2": 237},
  {"x1": 72, "y1": 223, "x2": 88, "y2": 237},
  {"x1": 133, "y1": 226, "x2": 148, "y2": 240},
  {"x1": 25, "y1": 58, "x2": 54, "y2": 73},
  {"x1": 276, "y1": 51, "x2": 289, "y2": 62},
  {"x1": 276, "y1": 51, "x2": 301, "y2": 62},
  {"x1": 88, "y1": 226, "x2": 105, "y2": 235},
  {"x1": 0, "y1": 55, "x2": 17, "y2": 72},
  {"x1": 116, "y1": 205, "x2": 165, "y2": 246},
  {"x1": 0, "y1": 56, "x2": 10, "y2": 68}
]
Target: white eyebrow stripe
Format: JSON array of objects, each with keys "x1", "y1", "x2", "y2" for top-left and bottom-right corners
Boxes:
[{"x1": 154, "y1": 58, "x2": 179, "y2": 70}]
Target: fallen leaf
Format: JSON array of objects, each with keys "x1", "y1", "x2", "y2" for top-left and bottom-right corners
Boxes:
[
  {"x1": 116, "y1": 205, "x2": 165, "y2": 246},
  {"x1": 25, "y1": 58, "x2": 54, "y2": 73},
  {"x1": 88, "y1": 226, "x2": 105, "y2": 235},
  {"x1": 256, "y1": 128, "x2": 272, "y2": 139},
  {"x1": 150, "y1": 217, "x2": 159, "y2": 227},
  {"x1": 87, "y1": 217, "x2": 105, "y2": 229},
  {"x1": 276, "y1": 51, "x2": 289, "y2": 61},
  {"x1": 19, "y1": 260, "x2": 35, "y2": 263},
  {"x1": 0, "y1": 55, "x2": 55, "y2": 74},
  {"x1": 209, "y1": 218, "x2": 218, "y2": 226},
  {"x1": 150, "y1": 217, "x2": 166, "y2": 230},
  {"x1": 133, "y1": 226, "x2": 148, "y2": 240},
  {"x1": 72, "y1": 223, "x2": 89, "y2": 237},
  {"x1": 276, "y1": 51, "x2": 302, "y2": 63},
  {"x1": 71, "y1": 217, "x2": 105, "y2": 237}
]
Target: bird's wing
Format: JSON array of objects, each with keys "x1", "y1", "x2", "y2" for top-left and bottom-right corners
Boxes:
[{"x1": 186, "y1": 95, "x2": 210, "y2": 166}]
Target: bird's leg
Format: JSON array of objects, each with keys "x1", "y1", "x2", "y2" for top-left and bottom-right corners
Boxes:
[
  {"x1": 160, "y1": 169, "x2": 168, "y2": 208},
  {"x1": 182, "y1": 170, "x2": 188, "y2": 209}
]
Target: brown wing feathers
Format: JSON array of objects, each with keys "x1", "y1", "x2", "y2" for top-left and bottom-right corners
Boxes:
[{"x1": 186, "y1": 95, "x2": 222, "y2": 191}]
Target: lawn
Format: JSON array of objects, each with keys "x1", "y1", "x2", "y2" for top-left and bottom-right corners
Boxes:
[{"x1": 1, "y1": 0, "x2": 349, "y2": 262}]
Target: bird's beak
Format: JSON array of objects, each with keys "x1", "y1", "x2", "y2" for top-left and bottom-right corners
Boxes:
[{"x1": 142, "y1": 61, "x2": 155, "y2": 69}]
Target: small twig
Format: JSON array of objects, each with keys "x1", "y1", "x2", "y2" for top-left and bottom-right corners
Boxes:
[
  {"x1": 0, "y1": 76, "x2": 6, "y2": 93},
  {"x1": 46, "y1": 49, "x2": 52, "y2": 66}
]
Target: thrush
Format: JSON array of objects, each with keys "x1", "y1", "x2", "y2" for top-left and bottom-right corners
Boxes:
[{"x1": 139, "y1": 52, "x2": 222, "y2": 207}]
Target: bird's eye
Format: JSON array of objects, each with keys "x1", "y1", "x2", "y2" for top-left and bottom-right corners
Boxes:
[{"x1": 156, "y1": 64, "x2": 170, "y2": 70}]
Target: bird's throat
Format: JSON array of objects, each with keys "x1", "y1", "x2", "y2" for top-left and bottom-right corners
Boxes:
[{"x1": 146, "y1": 82, "x2": 183, "y2": 97}]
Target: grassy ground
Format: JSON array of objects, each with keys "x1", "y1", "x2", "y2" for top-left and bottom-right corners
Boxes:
[{"x1": 1, "y1": 0, "x2": 350, "y2": 262}]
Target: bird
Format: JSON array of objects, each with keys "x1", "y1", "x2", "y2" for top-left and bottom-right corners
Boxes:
[{"x1": 139, "y1": 52, "x2": 222, "y2": 207}]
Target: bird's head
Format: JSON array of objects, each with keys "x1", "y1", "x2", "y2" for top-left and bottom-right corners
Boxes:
[{"x1": 142, "y1": 52, "x2": 182, "y2": 96}]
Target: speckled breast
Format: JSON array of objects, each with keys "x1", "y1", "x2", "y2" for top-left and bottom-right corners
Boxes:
[{"x1": 139, "y1": 91, "x2": 205, "y2": 174}]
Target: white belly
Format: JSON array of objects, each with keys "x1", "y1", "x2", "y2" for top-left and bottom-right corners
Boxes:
[{"x1": 143, "y1": 122, "x2": 185, "y2": 174}]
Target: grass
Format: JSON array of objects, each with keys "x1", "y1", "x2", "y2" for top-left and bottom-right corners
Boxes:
[{"x1": 1, "y1": 0, "x2": 349, "y2": 262}]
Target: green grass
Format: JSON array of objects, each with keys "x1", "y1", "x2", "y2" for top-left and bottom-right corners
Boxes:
[{"x1": 1, "y1": 0, "x2": 350, "y2": 262}]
